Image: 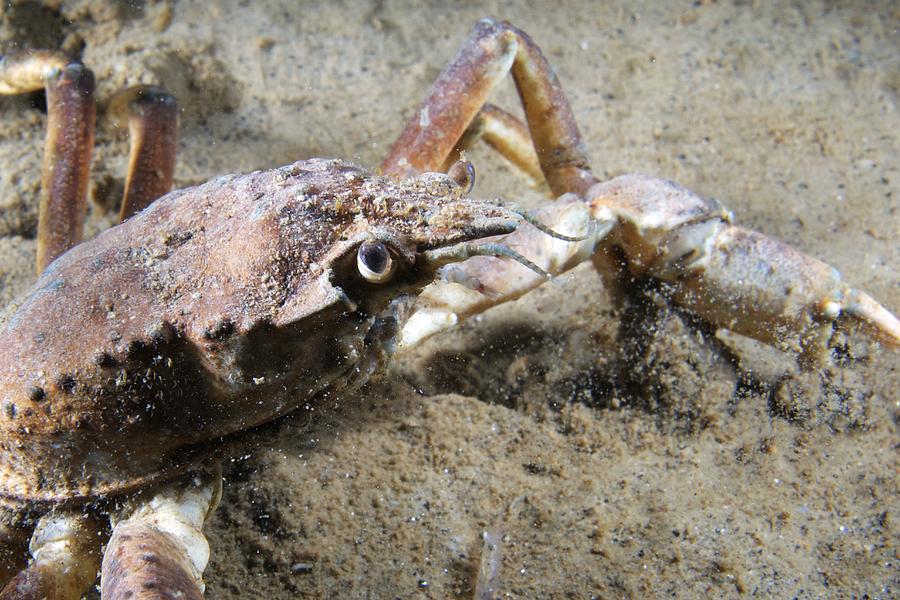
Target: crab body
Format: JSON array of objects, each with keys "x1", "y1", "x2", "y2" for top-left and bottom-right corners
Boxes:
[{"x1": 0, "y1": 158, "x2": 516, "y2": 508}]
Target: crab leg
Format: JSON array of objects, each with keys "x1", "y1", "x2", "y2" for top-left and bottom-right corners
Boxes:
[
  {"x1": 0, "y1": 51, "x2": 95, "y2": 273},
  {"x1": 440, "y1": 103, "x2": 545, "y2": 187},
  {"x1": 0, "y1": 512, "x2": 101, "y2": 600},
  {"x1": 101, "y1": 470, "x2": 221, "y2": 600},
  {"x1": 400, "y1": 196, "x2": 601, "y2": 347},
  {"x1": 404, "y1": 169, "x2": 899, "y2": 357},
  {"x1": 108, "y1": 86, "x2": 179, "y2": 221},
  {"x1": 381, "y1": 18, "x2": 597, "y2": 197},
  {"x1": 0, "y1": 524, "x2": 29, "y2": 584},
  {"x1": 0, "y1": 53, "x2": 178, "y2": 273}
]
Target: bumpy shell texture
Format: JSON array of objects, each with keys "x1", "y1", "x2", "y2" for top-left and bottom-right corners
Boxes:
[{"x1": 0, "y1": 158, "x2": 515, "y2": 507}]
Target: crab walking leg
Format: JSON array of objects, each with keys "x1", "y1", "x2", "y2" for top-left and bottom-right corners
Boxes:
[
  {"x1": 0, "y1": 51, "x2": 95, "y2": 273},
  {"x1": 0, "y1": 513, "x2": 101, "y2": 600},
  {"x1": 108, "y1": 86, "x2": 179, "y2": 221},
  {"x1": 587, "y1": 175, "x2": 900, "y2": 357},
  {"x1": 381, "y1": 19, "x2": 515, "y2": 179},
  {"x1": 381, "y1": 19, "x2": 597, "y2": 197},
  {"x1": 441, "y1": 104, "x2": 545, "y2": 187},
  {"x1": 101, "y1": 472, "x2": 221, "y2": 600}
]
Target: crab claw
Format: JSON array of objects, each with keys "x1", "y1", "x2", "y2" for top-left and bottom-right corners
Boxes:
[
  {"x1": 400, "y1": 173, "x2": 897, "y2": 363},
  {"x1": 399, "y1": 196, "x2": 601, "y2": 347},
  {"x1": 587, "y1": 174, "x2": 900, "y2": 359}
]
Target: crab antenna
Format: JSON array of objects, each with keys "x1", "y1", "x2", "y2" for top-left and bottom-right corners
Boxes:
[
  {"x1": 493, "y1": 203, "x2": 589, "y2": 243},
  {"x1": 424, "y1": 242, "x2": 551, "y2": 279}
]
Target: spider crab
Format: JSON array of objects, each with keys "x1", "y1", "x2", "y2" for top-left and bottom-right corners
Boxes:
[{"x1": 0, "y1": 18, "x2": 896, "y2": 599}]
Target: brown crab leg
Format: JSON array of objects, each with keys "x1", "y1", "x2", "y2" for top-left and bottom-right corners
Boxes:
[
  {"x1": 381, "y1": 18, "x2": 597, "y2": 197},
  {"x1": 0, "y1": 51, "x2": 96, "y2": 273},
  {"x1": 0, "y1": 513, "x2": 101, "y2": 600},
  {"x1": 101, "y1": 470, "x2": 221, "y2": 600},
  {"x1": 109, "y1": 85, "x2": 178, "y2": 221}
]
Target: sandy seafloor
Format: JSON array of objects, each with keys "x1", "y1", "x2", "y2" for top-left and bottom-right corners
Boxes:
[{"x1": 0, "y1": 1, "x2": 898, "y2": 598}]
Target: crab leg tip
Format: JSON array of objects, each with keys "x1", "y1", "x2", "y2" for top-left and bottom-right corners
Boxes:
[
  {"x1": 840, "y1": 289, "x2": 900, "y2": 348},
  {"x1": 35, "y1": 56, "x2": 96, "y2": 273}
]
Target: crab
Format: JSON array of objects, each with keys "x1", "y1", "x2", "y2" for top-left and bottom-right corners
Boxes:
[{"x1": 0, "y1": 17, "x2": 896, "y2": 599}]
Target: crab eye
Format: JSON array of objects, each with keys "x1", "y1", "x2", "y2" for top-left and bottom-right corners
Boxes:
[{"x1": 357, "y1": 241, "x2": 394, "y2": 283}]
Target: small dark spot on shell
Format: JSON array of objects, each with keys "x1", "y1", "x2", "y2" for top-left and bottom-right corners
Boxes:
[
  {"x1": 125, "y1": 339, "x2": 146, "y2": 356},
  {"x1": 33, "y1": 332, "x2": 45, "y2": 343},
  {"x1": 141, "y1": 581, "x2": 157, "y2": 590},
  {"x1": 163, "y1": 230, "x2": 193, "y2": 249},
  {"x1": 291, "y1": 562, "x2": 314, "y2": 574},
  {"x1": 203, "y1": 318, "x2": 234, "y2": 340},
  {"x1": 141, "y1": 552, "x2": 159, "y2": 563},
  {"x1": 108, "y1": 331, "x2": 122, "y2": 343},
  {"x1": 27, "y1": 386, "x2": 46, "y2": 402},
  {"x1": 146, "y1": 322, "x2": 173, "y2": 345},
  {"x1": 123, "y1": 591, "x2": 134, "y2": 599},
  {"x1": 3, "y1": 402, "x2": 16, "y2": 420},
  {"x1": 92, "y1": 351, "x2": 116, "y2": 367},
  {"x1": 56, "y1": 374, "x2": 77, "y2": 393}
]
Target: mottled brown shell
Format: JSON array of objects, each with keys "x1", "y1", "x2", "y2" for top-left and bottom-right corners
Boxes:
[{"x1": 0, "y1": 158, "x2": 515, "y2": 507}]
